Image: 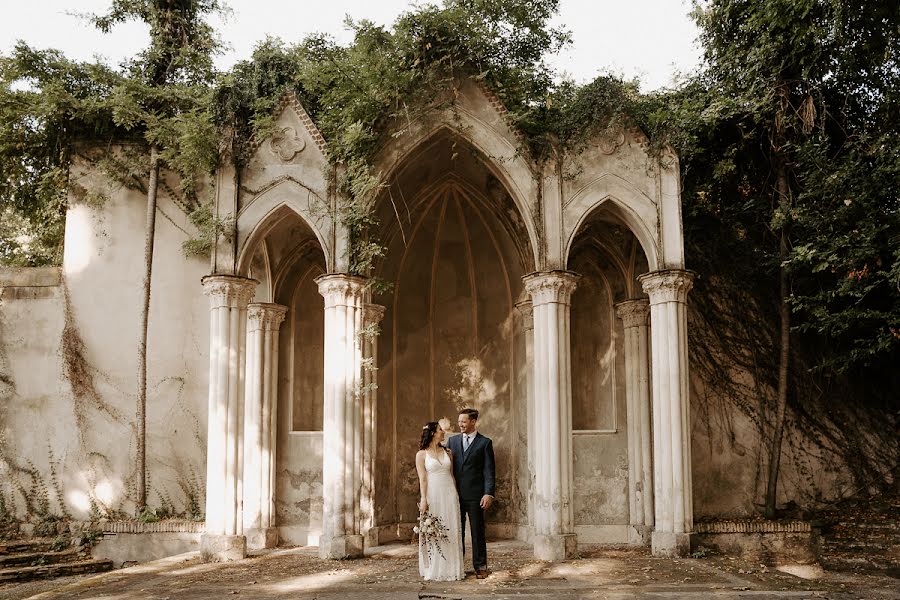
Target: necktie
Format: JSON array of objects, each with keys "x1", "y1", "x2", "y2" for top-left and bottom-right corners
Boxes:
[{"x1": 464, "y1": 435, "x2": 470, "y2": 451}]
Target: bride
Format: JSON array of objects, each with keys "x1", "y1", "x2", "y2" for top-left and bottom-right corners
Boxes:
[{"x1": 415, "y1": 421, "x2": 464, "y2": 581}]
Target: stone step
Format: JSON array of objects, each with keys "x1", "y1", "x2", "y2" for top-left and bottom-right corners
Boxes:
[
  {"x1": 0, "y1": 558, "x2": 113, "y2": 583},
  {"x1": 0, "y1": 548, "x2": 85, "y2": 568},
  {"x1": 0, "y1": 540, "x2": 54, "y2": 555}
]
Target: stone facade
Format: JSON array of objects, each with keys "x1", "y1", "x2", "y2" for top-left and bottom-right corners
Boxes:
[{"x1": 0, "y1": 80, "x2": 854, "y2": 564}]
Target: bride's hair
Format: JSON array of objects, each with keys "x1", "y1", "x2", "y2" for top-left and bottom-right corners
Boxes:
[{"x1": 419, "y1": 421, "x2": 440, "y2": 450}]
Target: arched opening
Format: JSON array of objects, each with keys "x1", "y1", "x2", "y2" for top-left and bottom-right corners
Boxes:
[
  {"x1": 240, "y1": 206, "x2": 327, "y2": 546},
  {"x1": 371, "y1": 131, "x2": 533, "y2": 537},
  {"x1": 566, "y1": 204, "x2": 650, "y2": 541}
]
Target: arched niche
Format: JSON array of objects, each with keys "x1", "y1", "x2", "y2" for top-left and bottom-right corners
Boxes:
[
  {"x1": 374, "y1": 100, "x2": 541, "y2": 273},
  {"x1": 236, "y1": 178, "x2": 334, "y2": 277},
  {"x1": 563, "y1": 174, "x2": 661, "y2": 272},
  {"x1": 370, "y1": 131, "x2": 532, "y2": 533},
  {"x1": 239, "y1": 205, "x2": 328, "y2": 546},
  {"x1": 565, "y1": 208, "x2": 650, "y2": 541}
]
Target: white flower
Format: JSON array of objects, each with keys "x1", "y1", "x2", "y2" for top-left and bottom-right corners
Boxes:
[
  {"x1": 424, "y1": 518, "x2": 432, "y2": 527},
  {"x1": 413, "y1": 526, "x2": 419, "y2": 533}
]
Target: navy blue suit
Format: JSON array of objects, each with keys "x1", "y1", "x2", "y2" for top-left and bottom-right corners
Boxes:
[{"x1": 448, "y1": 431, "x2": 495, "y2": 571}]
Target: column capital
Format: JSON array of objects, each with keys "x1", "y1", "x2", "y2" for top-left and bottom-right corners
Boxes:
[
  {"x1": 522, "y1": 270, "x2": 580, "y2": 306},
  {"x1": 515, "y1": 300, "x2": 534, "y2": 331},
  {"x1": 315, "y1": 273, "x2": 367, "y2": 308},
  {"x1": 615, "y1": 298, "x2": 650, "y2": 328},
  {"x1": 247, "y1": 303, "x2": 288, "y2": 332},
  {"x1": 638, "y1": 269, "x2": 696, "y2": 304},
  {"x1": 363, "y1": 303, "x2": 386, "y2": 326},
  {"x1": 201, "y1": 275, "x2": 257, "y2": 309}
]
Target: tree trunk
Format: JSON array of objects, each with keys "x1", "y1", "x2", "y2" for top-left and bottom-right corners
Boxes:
[
  {"x1": 137, "y1": 145, "x2": 160, "y2": 512},
  {"x1": 765, "y1": 165, "x2": 791, "y2": 519}
]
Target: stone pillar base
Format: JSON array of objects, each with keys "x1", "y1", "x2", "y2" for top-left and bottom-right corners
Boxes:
[
  {"x1": 245, "y1": 527, "x2": 278, "y2": 550},
  {"x1": 651, "y1": 531, "x2": 696, "y2": 557},
  {"x1": 628, "y1": 525, "x2": 653, "y2": 546},
  {"x1": 200, "y1": 534, "x2": 247, "y2": 562},
  {"x1": 363, "y1": 528, "x2": 379, "y2": 550},
  {"x1": 533, "y1": 533, "x2": 578, "y2": 561},
  {"x1": 319, "y1": 534, "x2": 364, "y2": 559}
]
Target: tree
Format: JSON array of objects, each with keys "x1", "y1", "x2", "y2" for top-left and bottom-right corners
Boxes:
[
  {"x1": 688, "y1": 0, "x2": 900, "y2": 515},
  {"x1": 88, "y1": 0, "x2": 224, "y2": 511}
]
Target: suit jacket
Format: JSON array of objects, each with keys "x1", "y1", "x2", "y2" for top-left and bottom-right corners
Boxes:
[{"x1": 448, "y1": 431, "x2": 496, "y2": 501}]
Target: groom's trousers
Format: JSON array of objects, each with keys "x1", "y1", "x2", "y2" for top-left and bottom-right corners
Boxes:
[{"x1": 459, "y1": 499, "x2": 487, "y2": 570}]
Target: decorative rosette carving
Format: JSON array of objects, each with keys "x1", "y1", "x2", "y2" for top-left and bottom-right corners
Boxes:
[
  {"x1": 201, "y1": 275, "x2": 258, "y2": 309},
  {"x1": 269, "y1": 126, "x2": 306, "y2": 161},
  {"x1": 247, "y1": 303, "x2": 288, "y2": 331},
  {"x1": 638, "y1": 270, "x2": 696, "y2": 304},
  {"x1": 598, "y1": 127, "x2": 626, "y2": 155},
  {"x1": 615, "y1": 298, "x2": 650, "y2": 328},
  {"x1": 522, "y1": 271, "x2": 580, "y2": 306}
]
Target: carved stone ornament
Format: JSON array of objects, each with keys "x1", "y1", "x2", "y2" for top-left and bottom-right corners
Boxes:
[
  {"x1": 514, "y1": 300, "x2": 534, "y2": 330},
  {"x1": 598, "y1": 127, "x2": 626, "y2": 155},
  {"x1": 615, "y1": 298, "x2": 650, "y2": 328},
  {"x1": 522, "y1": 271, "x2": 580, "y2": 306},
  {"x1": 247, "y1": 303, "x2": 288, "y2": 331},
  {"x1": 201, "y1": 275, "x2": 258, "y2": 309},
  {"x1": 315, "y1": 274, "x2": 368, "y2": 308},
  {"x1": 363, "y1": 303, "x2": 386, "y2": 326},
  {"x1": 269, "y1": 126, "x2": 306, "y2": 162},
  {"x1": 638, "y1": 269, "x2": 696, "y2": 305}
]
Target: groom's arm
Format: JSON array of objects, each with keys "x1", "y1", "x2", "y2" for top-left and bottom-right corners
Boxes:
[{"x1": 483, "y1": 439, "x2": 496, "y2": 497}]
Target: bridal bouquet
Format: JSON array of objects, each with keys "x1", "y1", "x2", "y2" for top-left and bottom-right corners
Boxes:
[{"x1": 414, "y1": 511, "x2": 450, "y2": 562}]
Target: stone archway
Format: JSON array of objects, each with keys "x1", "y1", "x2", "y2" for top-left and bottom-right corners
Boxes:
[
  {"x1": 370, "y1": 131, "x2": 533, "y2": 544},
  {"x1": 566, "y1": 209, "x2": 653, "y2": 545}
]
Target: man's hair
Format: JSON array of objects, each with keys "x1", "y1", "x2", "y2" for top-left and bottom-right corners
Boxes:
[{"x1": 459, "y1": 408, "x2": 479, "y2": 421}]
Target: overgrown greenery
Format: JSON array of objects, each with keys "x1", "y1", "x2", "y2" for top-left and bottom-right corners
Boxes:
[{"x1": 0, "y1": 0, "x2": 897, "y2": 514}]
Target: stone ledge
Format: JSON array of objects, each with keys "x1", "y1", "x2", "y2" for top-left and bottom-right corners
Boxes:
[
  {"x1": 695, "y1": 520, "x2": 811, "y2": 534},
  {"x1": 89, "y1": 520, "x2": 205, "y2": 534}
]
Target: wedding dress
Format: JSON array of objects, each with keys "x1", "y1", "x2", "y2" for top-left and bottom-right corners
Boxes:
[{"x1": 418, "y1": 450, "x2": 465, "y2": 581}]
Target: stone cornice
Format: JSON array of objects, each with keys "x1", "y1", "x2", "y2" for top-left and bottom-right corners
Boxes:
[
  {"x1": 315, "y1": 273, "x2": 368, "y2": 308},
  {"x1": 615, "y1": 298, "x2": 650, "y2": 328},
  {"x1": 638, "y1": 269, "x2": 696, "y2": 304},
  {"x1": 247, "y1": 303, "x2": 288, "y2": 331},
  {"x1": 201, "y1": 275, "x2": 258, "y2": 309},
  {"x1": 522, "y1": 271, "x2": 580, "y2": 306}
]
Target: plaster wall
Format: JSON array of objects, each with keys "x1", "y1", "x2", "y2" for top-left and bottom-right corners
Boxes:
[{"x1": 0, "y1": 166, "x2": 210, "y2": 520}]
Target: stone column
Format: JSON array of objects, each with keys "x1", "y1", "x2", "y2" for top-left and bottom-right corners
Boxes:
[
  {"x1": 316, "y1": 274, "x2": 367, "y2": 559},
  {"x1": 514, "y1": 300, "x2": 535, "y2": 537},
  {"x1": 360, "y1": 303, "x2": 385, "y2": 548},
  {"x1": 615, "y1": 299, "x2": 654, "y2": 545},
  {"x1": 638, "y1": 269, "x2": 696, "y2": 557},
  {"x1": 201, "y1": 274, "x2": 257, "y2": 561},
  {"x1": 243, "y1": 302, "x2": 288, "y2": 550},
  {"x1": 523, "y1": 271, "x2": 579, "y2": 561}
]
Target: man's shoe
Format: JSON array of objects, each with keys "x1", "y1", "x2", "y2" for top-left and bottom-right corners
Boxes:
[{"x1": 475, "y1": 569, "x2": 488, "y2": 579}]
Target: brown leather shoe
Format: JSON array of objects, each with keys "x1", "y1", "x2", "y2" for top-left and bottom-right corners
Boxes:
[{"x1": 475, "y1": 569, "x2": 488, "y2": 579}]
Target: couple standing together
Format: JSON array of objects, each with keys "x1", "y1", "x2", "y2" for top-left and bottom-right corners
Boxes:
[{"x1": 415, "y1": 408, "x2": 496, "y2": 581}]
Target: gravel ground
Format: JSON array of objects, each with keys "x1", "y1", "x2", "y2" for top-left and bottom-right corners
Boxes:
[{"x1": 1, "y1": 541, "x2": 897, "y2": 600}]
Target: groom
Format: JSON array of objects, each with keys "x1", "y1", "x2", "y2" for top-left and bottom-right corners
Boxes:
[{"x1": 448, "y1": 408, "x2": 495, "y2": 578}]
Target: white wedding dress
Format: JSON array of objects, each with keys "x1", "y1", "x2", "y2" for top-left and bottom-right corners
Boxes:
[{"x1": 418, "y1": 450, "x2": 465, "y2": 581}]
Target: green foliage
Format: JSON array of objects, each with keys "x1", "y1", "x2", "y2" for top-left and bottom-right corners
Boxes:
[
  {"x1": 0, "y1": 44, "x2": 124, "y2": 265},
  {"x1": 682, "y1": 0, "x2": 900, "y2": 373},
  {"x1": 182, "y1": 202, "x2": 232, "y2": 257}
]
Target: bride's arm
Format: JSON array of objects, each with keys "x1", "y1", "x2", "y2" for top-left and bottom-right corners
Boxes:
[
  {"x1": 446, "y1": 448, "x2": 458, "y2": 487},
  {"x1": 415, "y1": 450, "x2": 428, "y2": 513}
]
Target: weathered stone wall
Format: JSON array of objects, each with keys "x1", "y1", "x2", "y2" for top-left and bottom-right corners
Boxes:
[{"x1": 0, "y1": 171, "x2": 210, "y2": 521}]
